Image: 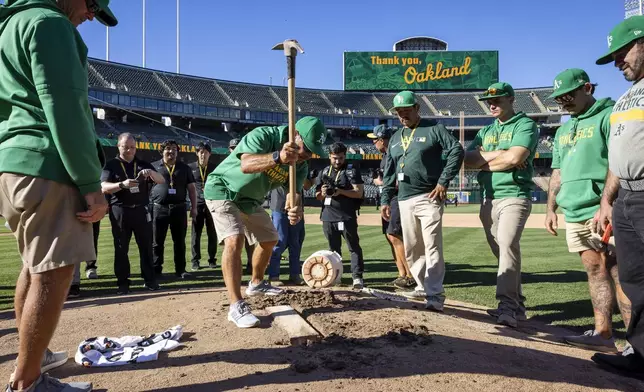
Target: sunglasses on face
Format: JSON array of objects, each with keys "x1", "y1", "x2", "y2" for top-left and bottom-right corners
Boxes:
[
  {"x1": 554, "y1": 87, "x2": 582, "y2": 105},
  {"x1": 86, "y1": 0, "x2": 101, "y2": 13}
]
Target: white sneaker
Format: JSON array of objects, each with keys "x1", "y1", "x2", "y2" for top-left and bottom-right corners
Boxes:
[
  {"x1": 85, "y1": 269, "x2": 98, "y2": 280},
  {"x1": 352, "y1": 278, "x2": 364, "y2": 290},
  {"x1": 401, "y1": 290, "x2": 426, "y2": 300},
  {"x1": 245, "y1": 280, "x2": 283, "y2": 296},
  {"x1": 227, "y1": 301, "x2": 260, "y2": 328}
]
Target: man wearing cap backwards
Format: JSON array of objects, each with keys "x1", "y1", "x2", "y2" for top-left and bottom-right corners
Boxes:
[
  {"x1": 592, "y1": 14, "x2": 644, "y2": 377},
  {"x1": 205, "y1": 116, "x2": 326, "y2": 328},
  {"x1": 0, "y1": 0, "x2": 117, "y2": 390},
  {"x1": 381, "y1": 91, "x2": 464, "y2": 311},
  {"x1": 368, "y1": 124, "x2": 414, "y2": 289},
  {"x1": 464, "y1": 82, "x2": 539, "y2": 328},
  {"x1": 545, "y1": 69, "x2": 632, "y2": 353}
]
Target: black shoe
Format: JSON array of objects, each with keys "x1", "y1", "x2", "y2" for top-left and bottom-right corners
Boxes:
[
  {"x1": 191, "y1": 261, "x2": 200, "y2": 271},
  {"x1": 208, "y1": 260, "x2": 217, "y2": 269},
  {"x1": 67, "y1": 284, "x2": 80, "y2": 299},
  {"x1": 143, "y1": 282, "x2": 161, "y2": 291},
  {"x1": 591, "y1": 351, "x2": 644, "y2": 380},
  {"x1": 177, "y1": 272, "x2": 193, "y2": 279},
  {"x1": 116, "y1": 285, "x2": 130, "y2": 295}
]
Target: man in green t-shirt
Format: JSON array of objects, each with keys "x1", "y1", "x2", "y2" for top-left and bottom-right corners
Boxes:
[
  {"x1": 464, "y1": 82, "x2": 539, "y2": 328},
  {"x1": 544, "y1": 68, "x2": 631, "y2": 353},
  {"x1": 204, "y1": 116, "x2": 327, "y2": 328}
]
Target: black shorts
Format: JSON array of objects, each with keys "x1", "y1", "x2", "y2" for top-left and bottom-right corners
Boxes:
[{"x1": 382, "y1": 196, "x2": 402, "y2": 237}]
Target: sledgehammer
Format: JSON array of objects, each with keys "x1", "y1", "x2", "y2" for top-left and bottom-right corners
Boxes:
[{"x1": 272, "y1": 39, "x2": 304, "y2": 209}]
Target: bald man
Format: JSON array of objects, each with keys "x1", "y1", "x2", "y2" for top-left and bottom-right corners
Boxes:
[{"x1": 101, "y1": 133, "x2": 165, "y2": 294}]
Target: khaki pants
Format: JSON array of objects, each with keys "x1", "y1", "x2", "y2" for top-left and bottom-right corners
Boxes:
[
  {"x1": 398, "y1": 194, "x2": 445, "y2": 301},
  {"x1": 0, "y1": 173, "x2": 96, "y2": 273},
  {"x1": 479, "y1": 197, "x2": 532, "y2": 315}
]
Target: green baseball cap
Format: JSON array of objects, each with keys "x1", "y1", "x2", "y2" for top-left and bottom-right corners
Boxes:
[
  {"x1": 596, "y1": 15, "x2": 644, "y2": 65},
  {"x1": 548, "y1": 68, "x2": 592, "y2": 98},
  {"x1": 390, "y1": 91, "x2": 417, "y2": 111},
  {"x1": 296, "y1": 116, "x2": 327, "y2": 158},
  {"x1": 94, "y1": 0, "x2": 118, "y2": 27},
  {"x1": 478, "y1": 82, "x2": 515, "y2": 101}
]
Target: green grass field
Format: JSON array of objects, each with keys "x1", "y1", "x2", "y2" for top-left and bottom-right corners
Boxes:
[
  {"x1": 0, "y1": 209, "x2": 625, "y2": 339},
  {"x1": 303, "y1": 203, "x2": 549, "y2": 215}
]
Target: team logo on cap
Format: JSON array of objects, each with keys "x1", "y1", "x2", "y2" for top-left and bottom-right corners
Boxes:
[
  {"x1": 636, "y1": 30, "x2": 642, "y2": 36},
  {"x1": 554, "y1": 80, "x2": 562, "y2": 89},
  {"x1": 318, "y1": 132, "x2": 326, "y2": 144},
  {"x1": 607, "y1": 35, "x2": 613, "y2": 48},
  {"x1": 395, "y1": 95, "x2": 404, "y2": 104}
]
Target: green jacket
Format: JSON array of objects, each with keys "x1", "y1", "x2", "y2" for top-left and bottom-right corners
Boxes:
[
  {"x1": 551, "y1": 98, "x2": 614, "y2": 223},
  {"x1": 0, "y1": 0, "x2": 104, "y2": 195},
  {"x1": 205, "y1": 125, "x2": 308, "y2": 214},
  {"x1": 381, "y1": 119, "x2": 464, "y2": 205},
  {"x1": 467, "y1": 112, "x2": 538, "y2": 199}
]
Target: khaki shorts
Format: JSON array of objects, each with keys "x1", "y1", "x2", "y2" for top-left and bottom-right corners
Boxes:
[
  {"x1": 206, "y1": 199, "x2": 278, "y2": 245},
  {"x1": 0, "y1": 174, "x2": 96, "y2": 273},
  {"x1": 566, "y1": 219, "x2": 616, "y2": 253}
]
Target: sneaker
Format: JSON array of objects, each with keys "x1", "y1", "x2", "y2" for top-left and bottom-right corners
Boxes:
[
  {"x1": 191, "y1": 261, "x2": 200, "y2": 271},
  {"x1": 268, "y1": 279, "x2": 284, "y2": 287},
  {"x1": 178, "y1": 272, "x2": 193, "y2": 279},
  {"x1": 227, "y1": 301, "x2": 260, "y2": 328},
  {"x1": 392, "y1": 276, "x2": 409, "y2": 288},
  {"x1": 497, "y1": 313, "x2": 517, "y2": 328},
  {"x1": 401, "y1": 290, "x2": 426, "y2": 300},
  {"x1": 352, "y1": 278, "x2": 364, "y2": 290},
  {"x1": 67, "y1": 285, "x2": 80, "y2": 299},
  {"x1": 6, "y1": 373, "x2": 92, "y2": 392},
  {"x1": 563, "y1": 330, "x2": 618, "y2": 353},
  {"x1": 208, "y1": 261, "x2": 217, "y2": 269},
  {"x1": 487, "y1": 308, "x2": 528, "y2": 321},
  {"x1": 425, "y1": 296, "x2": 444, "y2": 312},
  {"x1": 85, "y1": 269, "x2": 98, "y2": 280},
  {"x1": 14, "y1": 349, "x2": 68, "y2": 374},
  {"x1": 245, "y1": 280, "x2": 283, "y2": 296},
  {"x1": 622, "y1": 343, "x2": 635, "y2": 356},
  {"x1": 41, "y1": 349, "x2": 68, "y2": 373},
  {"x1": 143, "y1": 282, "x2": 161, "y2": 291}
]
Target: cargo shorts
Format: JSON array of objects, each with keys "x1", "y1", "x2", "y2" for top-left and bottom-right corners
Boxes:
[{"x1": 206, "y1": 199, "x2": 278, "y2": 246}]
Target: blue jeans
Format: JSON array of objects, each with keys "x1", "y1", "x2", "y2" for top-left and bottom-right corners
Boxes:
[{"x1": 268, "y1": 211, "x2": 304, "y2": 279}]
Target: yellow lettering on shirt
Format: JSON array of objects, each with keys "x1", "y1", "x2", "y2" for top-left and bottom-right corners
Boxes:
[{"x1": 265, "y1": 166, "x2": 289, "y2": 184}]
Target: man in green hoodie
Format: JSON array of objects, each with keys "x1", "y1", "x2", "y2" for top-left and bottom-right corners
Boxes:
[
  {"x1": 0, "y1": 1, "x2": 117, "y2": 391},
  {"x1": 465, "y1": 82, "x2": 539, "y2": 329},
  {"x1": 544, "y1": 68, "x2": 631, "y2": 353}
]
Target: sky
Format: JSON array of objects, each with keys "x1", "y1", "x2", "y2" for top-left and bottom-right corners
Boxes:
[{"x1": 2, "y1": 0, "x2": 635, "y2": 100}]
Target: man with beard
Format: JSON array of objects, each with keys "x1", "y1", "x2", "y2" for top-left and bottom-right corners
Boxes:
[
  {"x1": 545, "y1": 69, "x2": 631, "y2": 353},
  {"x1": 368, "y1": 124, "x2": 413, "y2": 288},
  {"x1": 592, "y1": 15, "x2": 644, "y2": 378},
  {"x1": 151, "y1": 139, "x2": 198, "y2": 279},
  {"x1": 381, "y1": 91, "x2": 464, "y2": 311},
  {"x1": 465, "y1": 82, "x2": 539, "y2": 328}
]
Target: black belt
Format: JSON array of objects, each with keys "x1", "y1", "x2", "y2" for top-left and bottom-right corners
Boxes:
[
  {"x1": 620, "y1": 178, "x2": 644, "y2": 192},
  {"x1": 154, "y1": 203, "x2": 185, "y2": 207},
  {"x1": 113, "y1": 204, "x2": 146, "y2": 209}
]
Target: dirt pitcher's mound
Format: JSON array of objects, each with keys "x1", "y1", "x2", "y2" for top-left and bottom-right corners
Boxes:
[{"x1": 0, "y1": 287, "x2": 641, "y2": 392}]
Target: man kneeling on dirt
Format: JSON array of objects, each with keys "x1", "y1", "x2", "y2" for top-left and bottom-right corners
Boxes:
[{"x1": 204, "y1": 116, "x2": 327, "y2": 328}]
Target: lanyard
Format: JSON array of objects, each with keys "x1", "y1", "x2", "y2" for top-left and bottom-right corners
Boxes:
[
  {"x1": 399, "y1": 127, "x2": 417, "y2": 169},
  {"x1": 199, "y1": 164, "x2": 207, "y2": 186},
  {"x1": 327, "y1": 166, "x2": 342, "y2": 183},
  {"x1": 165, "y1": 164, "x2": 175, "y2": 188},
  {"x1": 119, "y1": 161, "x2": 137, "y2": 179}
]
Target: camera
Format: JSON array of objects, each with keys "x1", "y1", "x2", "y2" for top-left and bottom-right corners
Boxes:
[{"x1": 322, "y1": 176, "x2": 336, "y2": 196}]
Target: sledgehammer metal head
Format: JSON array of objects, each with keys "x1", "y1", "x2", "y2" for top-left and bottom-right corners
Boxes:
[{"x1": 272, "y1": 39, "x2": 305, "y2": 57}]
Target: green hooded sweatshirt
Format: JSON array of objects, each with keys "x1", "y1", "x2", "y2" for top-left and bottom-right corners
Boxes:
[
  {"x1": 551, "y1": 98, "x2": 614, "y2": 223},
  {"x1": 0, "y1": 0, "x2": 104, "y2": 195}
]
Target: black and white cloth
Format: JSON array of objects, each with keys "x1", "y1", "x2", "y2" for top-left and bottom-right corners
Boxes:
[{"x1": 75, "y1": 325, "x2": 183, "y2": 367}]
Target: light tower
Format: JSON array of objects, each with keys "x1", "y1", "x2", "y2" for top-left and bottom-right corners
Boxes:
[{"x1": 626, "y1": 0, "x2": 643, "y2": 18}]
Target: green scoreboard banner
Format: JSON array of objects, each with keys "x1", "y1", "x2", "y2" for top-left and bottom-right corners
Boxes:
[{"x1": 343, "y1": 51, "x2": 499, "y2": 91}]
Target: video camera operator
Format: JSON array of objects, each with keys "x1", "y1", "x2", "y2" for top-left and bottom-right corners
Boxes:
[{"x1": 315, "y1": 142, "x2": 365, "y2": 289}]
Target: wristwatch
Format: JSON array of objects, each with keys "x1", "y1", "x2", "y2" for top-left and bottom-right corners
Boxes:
[
  {"x1": 118, "y1": 182, "x2": 126, "y2": 190},
  {"x1": 272, "y1": 151, "x2": 282, "y2": 165}
]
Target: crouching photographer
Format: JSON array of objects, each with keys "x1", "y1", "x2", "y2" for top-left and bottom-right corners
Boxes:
[{"x1": 315, "y1": 142, "x2": 365, "y2": 289}]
